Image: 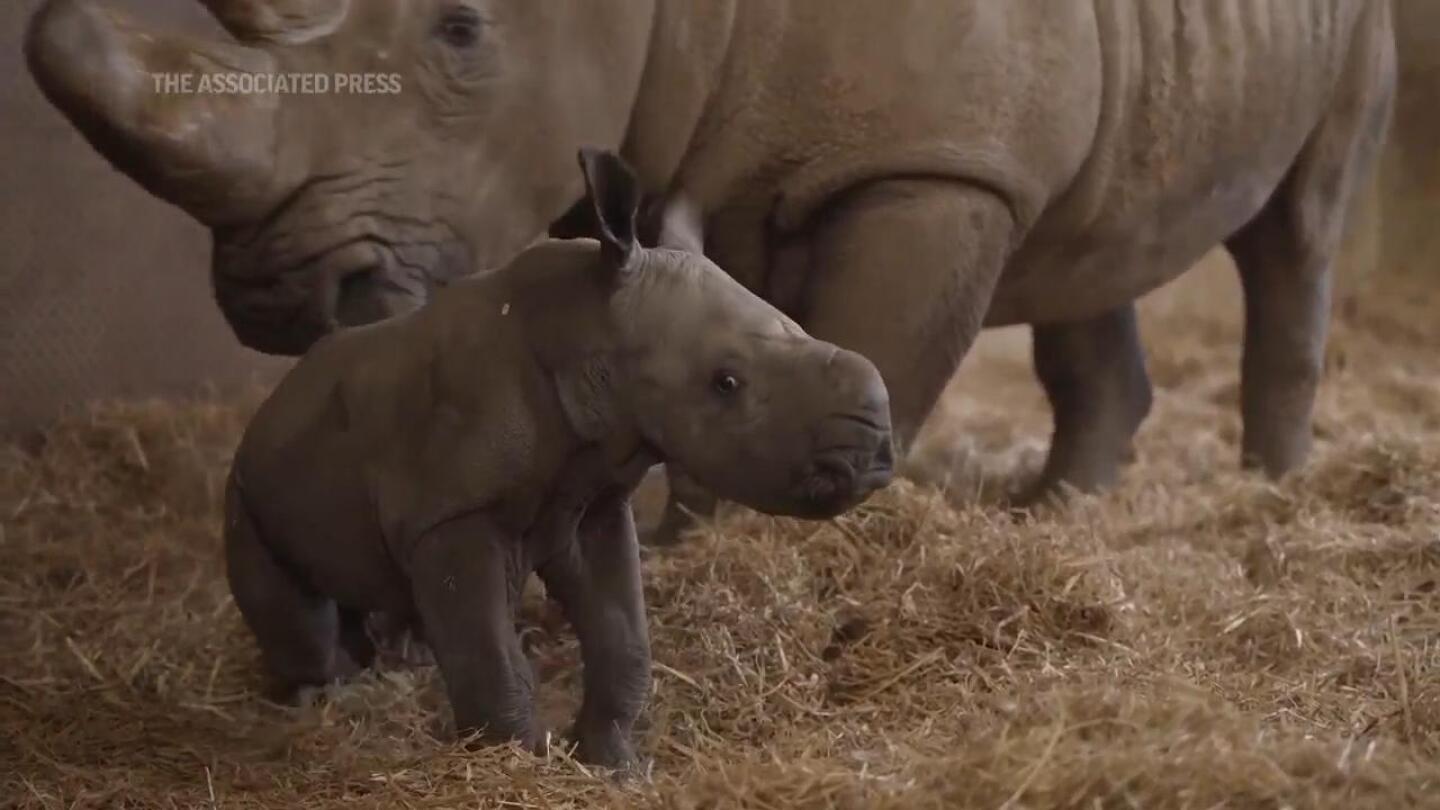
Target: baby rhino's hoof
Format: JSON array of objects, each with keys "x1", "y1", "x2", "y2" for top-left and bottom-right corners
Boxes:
[
  {"x1": 574, "y1": 725, "x2": 642, "y2": 774},
  {"x1": 459, "y1": 725, "x2": 551, "y2": 758},
  {"x1": 366, "y1": 612, "x2": 434, "y2": 667},
  {"x1": 266, "y1": 668, "x2": 357, "y2": 707}
]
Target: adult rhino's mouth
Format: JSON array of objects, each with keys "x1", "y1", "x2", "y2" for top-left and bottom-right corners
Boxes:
[
  {"x1": 27, "y1": 0, "x2": 476, "y2": 357},
  {"x1": 332, "y1": 265, "x2": 429, "y2": 330},
  {"x1": 214, "y1": 234, "x2": 467, "y2": 356}
]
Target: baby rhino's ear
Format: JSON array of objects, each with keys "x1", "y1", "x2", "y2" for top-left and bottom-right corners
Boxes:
[{"x1": 577, "y1": 148, "x2": 641, "y2": 272}]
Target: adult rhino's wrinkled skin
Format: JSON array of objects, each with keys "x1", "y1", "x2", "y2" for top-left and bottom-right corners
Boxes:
[
  {"x1": 224, "y1": 150, "x2": 892, "y2": 768},
  {"x1": 27, "y1": 0, "x2": 648, "y2": 353},
  {"x1": 28, "y1": 0, "x2": 1396, "y2": 512}
]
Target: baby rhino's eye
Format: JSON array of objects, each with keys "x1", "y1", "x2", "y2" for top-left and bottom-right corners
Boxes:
[{"x1": 712, "y1": 370, "x2": 743, "y2": 397}]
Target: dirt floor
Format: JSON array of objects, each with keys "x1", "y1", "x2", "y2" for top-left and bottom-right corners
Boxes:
[{"x1": 3, "y1": 253, "x2": 1438, "y2": 808}]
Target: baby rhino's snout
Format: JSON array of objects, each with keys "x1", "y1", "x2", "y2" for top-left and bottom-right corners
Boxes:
[{"x1": 794, "y1": 347, "x2": 895, "y2": 518}]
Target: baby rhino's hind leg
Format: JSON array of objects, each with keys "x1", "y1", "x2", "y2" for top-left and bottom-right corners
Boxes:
[
  {"x1": 363, "y1": 610, "x2": 435, "y2": 667},
  {"x1": 224, "y1": 481, "x2": 360, "y2": 700},
  {"x1": 338, "y1": 608, "x2": 377, "y2": 670}
]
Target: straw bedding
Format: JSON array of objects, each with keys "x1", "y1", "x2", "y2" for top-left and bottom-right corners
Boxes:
[{"x1": 3, "y1": 255, "x2": 1438, "y2": 808}]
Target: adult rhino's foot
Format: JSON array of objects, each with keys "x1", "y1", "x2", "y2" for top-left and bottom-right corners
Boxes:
[
  {"x1": 644, "y1": 496, "x2": 702, "y2": 547},
  {"x1": 1240, "y1": 427, "x2": 1313, "y2": 480},
  {"x1": 1024, "y1": 304, "x2": 1154, "y2": 508},
  {"x1": 898, "y1": 432, "x2": 1040, "y2": 510},
  {"x1": 1009, "y1": 435, "x2": 1139, "y2": 510}
]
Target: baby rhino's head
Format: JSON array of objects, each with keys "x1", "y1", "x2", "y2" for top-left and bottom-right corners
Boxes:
[{"x1": 578, "y1": 149, "x2": 894, "y2": 518}]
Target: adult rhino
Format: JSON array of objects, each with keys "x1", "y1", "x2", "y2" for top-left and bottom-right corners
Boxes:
[{"x1": 27, "y1": 0, "x2": 1395, "y2": 514}]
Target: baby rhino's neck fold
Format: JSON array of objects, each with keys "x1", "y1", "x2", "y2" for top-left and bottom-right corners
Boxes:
[
  {"x1": 553, "y1": 356, "x2": 621, "y2": 443},
  {"x1": 509, "y1": 248, "x2": 642, "y2": 467},
  {"x1": 551, "y1": 343, "x2": 655, "y2": 485}
]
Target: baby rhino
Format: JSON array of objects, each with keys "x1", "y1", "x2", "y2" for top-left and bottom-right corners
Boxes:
[{"x1": 224, "y1": 150, "x2": 894, "y2": 768}]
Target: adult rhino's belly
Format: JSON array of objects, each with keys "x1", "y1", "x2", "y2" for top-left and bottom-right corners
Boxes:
[{"x1": 984, "y1": 165, "x2": 1287, "y2": 327}]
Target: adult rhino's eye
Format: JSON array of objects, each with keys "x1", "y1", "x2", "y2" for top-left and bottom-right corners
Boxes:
[
  {"x1": 712, "y1": 371, "x2": 743, "y2": 397},
  {"x1": 436, "y1": 6, "x2": 483, "y2": 49}
]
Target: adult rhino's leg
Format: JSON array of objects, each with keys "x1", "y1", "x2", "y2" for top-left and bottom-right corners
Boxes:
[
  {"x1": 1226, "y1": 196, "x2": 1331, "y2": 477},
  {"x1": 1021, "y1": 305, "x2": 1153, "y2": 503},
  {"x1": 646, "y1": 468, "x2": 715, "y2": 547},
  {"x1": 798, "y1": 179, "x2": 1015, "y2": 460},
  {"x1": 1225, "y1": 5, "x2": 1394, "y2": 477},
  {"x1": 645, "y1": 196, "x2": 723, "y2": 547}
]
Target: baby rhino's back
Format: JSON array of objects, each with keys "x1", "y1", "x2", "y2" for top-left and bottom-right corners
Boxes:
[{"x1": 232, "y1": 319, "x2": 426, "y2": 614}]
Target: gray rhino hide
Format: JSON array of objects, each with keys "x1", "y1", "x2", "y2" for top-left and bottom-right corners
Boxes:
[{"x1": 27, "y1": 0, "x2": 1397, "y2": 513}]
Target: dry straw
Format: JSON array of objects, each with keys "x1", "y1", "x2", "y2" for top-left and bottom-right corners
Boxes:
[{"x1": 3, "y1": 260, "x2": 1439, "y2": 808}]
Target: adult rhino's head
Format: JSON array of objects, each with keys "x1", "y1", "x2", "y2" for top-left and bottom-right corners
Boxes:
[{"x1": 26, "y1": 0, "x2": 653, "y2": 354}]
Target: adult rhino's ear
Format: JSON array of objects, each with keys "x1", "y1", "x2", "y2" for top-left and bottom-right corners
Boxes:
[{"x1": 577, "y1": 148, "x2": 641, "y2": 271}]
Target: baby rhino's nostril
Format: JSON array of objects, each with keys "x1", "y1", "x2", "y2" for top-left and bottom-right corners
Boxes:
[
  {"x1": 875, "y1": 439, "x2": 895, "y2": 471},
  {"x1": 813, "y1": 454, "x2": 857, "y2": 489}
]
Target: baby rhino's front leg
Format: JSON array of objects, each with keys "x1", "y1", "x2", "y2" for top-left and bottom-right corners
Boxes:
[
  {"x1": 539, "y1": 493, "x2": 651, "y2": 770},
  {"x1": 411, "y1": 512, "x2": 541, "y2": 750}
]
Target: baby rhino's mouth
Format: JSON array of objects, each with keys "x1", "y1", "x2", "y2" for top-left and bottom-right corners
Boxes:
[{"x1": 791, "y1": 440, "x2": 896, "y2": 519}]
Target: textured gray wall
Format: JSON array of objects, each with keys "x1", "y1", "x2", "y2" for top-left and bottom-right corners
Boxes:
[
  {"x1": 1384, "y1": 0, "x2": 1440, "y2": 277},
  {"x1": 0, "y1": 0, "x2": 283, "y2": 433},
  {"x1": 1337, "y1": 0, "x2": 1440, "y2": 299}
]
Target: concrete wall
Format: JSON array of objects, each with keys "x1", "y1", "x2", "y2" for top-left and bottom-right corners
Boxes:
[
  {"x1": 1338, "y1": 0, "x2": 1440, "y2": 297},
  {"x1": 1381, "y1": 0, "x2": 1440, "y2": 278},
  {"x1": 0, "y1": 0, "x2": 282, "y2": 433}
]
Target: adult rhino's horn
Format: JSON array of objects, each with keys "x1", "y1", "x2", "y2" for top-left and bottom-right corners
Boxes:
[
  {"x1": 199, "y1": 0, "x2": 350, "y2": 45},
  {"x1": 26, "y1": 0, "x2": 282, "y2": 226}
]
